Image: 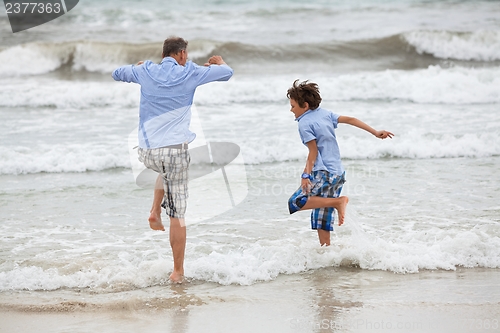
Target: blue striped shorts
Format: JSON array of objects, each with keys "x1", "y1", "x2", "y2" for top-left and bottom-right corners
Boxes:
[{"x1": 288, "y1": 171, "x2": 345, "y2": 231}]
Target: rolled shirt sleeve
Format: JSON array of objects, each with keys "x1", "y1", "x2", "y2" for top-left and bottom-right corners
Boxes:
[
  {"x1": 112, "y1": 64, "x2": 140, "y2": 83},
  {"x1": 194, "y1": 64, "x2": 234, "y2": 86},
  {"x1": 299, "y1": 122, "x2": 317, "y2": 145},
  {"x1": 330, "y1": 112, "x2": 339, "y2": 128}
]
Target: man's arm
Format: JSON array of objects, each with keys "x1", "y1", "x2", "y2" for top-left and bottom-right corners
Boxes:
[
  {"x1": 338, "y1": 116, "x2": 394, "y2": 139},
  {"x1": 196, "y1": 55, "x2": 233, "y2": 85},
  {"x1": 111, "y1": 61, "x2": 143, "y2": 83},
  {"x1": 302, "y1": 140, "x2": 318, "y2": 194}
]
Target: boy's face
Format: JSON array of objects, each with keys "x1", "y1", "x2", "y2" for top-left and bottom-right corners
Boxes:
[{"x1": 289, "y1": 99, "x2": 309, "y2": 118}]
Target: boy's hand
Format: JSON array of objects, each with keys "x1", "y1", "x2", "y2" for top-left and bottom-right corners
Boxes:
[
  {"x1": 375, "y1": 130, "x2": 394, "y2": 139},
  {"x1": 301, "y1": 178, "x2": 312, "y2": 194}
]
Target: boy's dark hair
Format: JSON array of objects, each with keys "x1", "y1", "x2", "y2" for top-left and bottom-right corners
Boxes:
[
  {"x1": 163, "y1": 37, "x2": 188, "y2": 57},
  {"x1": 286, "y1": 79, "x2": 322, "y2": 110}
]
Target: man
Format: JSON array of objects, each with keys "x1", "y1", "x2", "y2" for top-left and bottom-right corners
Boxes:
[{"x1": 112, "y1": 36, "x2": 233, "y2": 282}]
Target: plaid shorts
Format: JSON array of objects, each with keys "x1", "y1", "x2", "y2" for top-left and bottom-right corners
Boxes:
[
  {"x1": 288, "y1": 170, "x2": 345, "y2": 231},
  {"x1": 138, "y1": 147, "x2": 190, "y2": 219}
]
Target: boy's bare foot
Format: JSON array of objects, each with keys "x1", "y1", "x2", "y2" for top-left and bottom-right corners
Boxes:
[
  {"x1": 337, "y1": 196, "x2": 349, "y2": 226},
  {"x1": 169, "y1": 271, "x2": 184, "y2": 283},
  {"x1": 148, "y1": 212, "x2": 165, "y2": 231}
]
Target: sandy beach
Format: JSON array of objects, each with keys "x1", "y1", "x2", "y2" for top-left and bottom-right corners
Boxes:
[{"x1": 2, "y1": 268, "x2": 499, "y2": 333}]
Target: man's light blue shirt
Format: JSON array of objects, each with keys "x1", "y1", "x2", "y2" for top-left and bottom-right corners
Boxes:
[
  {"x1": 295, "y1": 107, "x2": 344, "y2": 175},
  {"x1": 112, "y1": 57, "x2": 233, "y2": 149}
]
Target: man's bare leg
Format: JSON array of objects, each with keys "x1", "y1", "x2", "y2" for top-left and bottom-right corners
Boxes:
[
  {"x1": 301, "y1": 196, "x2": 349, "y2": 226},
  {"x1": 169, "y1": 217, "x2": 186, "y2": 283},
  {"x1": 317, "y1": 229, "x2": 330, "y2": 246},
  {"x1": 149, "y1": 174, "x2": 165, "y2": 231}
]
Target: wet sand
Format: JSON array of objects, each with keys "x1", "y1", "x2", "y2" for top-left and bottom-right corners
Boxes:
[{"x1": 1, "y1": 267, "x2": 499, "y2": 333}]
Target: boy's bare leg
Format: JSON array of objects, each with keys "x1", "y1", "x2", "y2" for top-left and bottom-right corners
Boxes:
[
  {"x1": 148, "y1": 174, "x2": 165, "y2": 231},
  {"x1": 301, "y1": 196, "x2": 349, "y2": 226},
  {"x1": 169, "y1": 217, "x2": 186, "y2": 283},
  {"x1": 317, "y1": 229, "x2": 330, "y2": 246}
]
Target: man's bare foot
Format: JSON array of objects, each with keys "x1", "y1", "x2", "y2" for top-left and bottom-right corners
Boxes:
[
  {"x1": 169, "y1": 271, "x2": 184, "y2": 284},
  {"x1": 148, "y1": 212, "x2": 165, "y2": 231},
  {"x1": 337, "y1": 196, "x2": 349, "y2": 226}
]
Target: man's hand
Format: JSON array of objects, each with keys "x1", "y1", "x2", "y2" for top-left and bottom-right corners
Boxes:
[
  {"x1": 375, "y1": 130, "x2": 394, "y2": 139},
  {"x1": 136, "y1": 61, "x2": 144, "y2": 66},
  {"x1": 204, "y1": 55, "x2": 226, "y2": 66}
]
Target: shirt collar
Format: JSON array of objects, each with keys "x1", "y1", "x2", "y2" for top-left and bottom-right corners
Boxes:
[
  {"x1": 295, "y1": 107, "x2": 319, "y2": 122},
  {"x1": 161, "y1": 57, "x2": 179, "y2": 65}
]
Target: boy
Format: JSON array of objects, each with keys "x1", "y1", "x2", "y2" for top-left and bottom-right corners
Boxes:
[{"x1": 287, "y1": 80, "x2": 393, "y2": 246}]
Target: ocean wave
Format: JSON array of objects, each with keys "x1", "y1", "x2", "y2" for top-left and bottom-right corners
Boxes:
[
  {"x1": 403, "y1": 30, "x2": 500, "y2": 61},
  {"x1": 0, "y1": 222, "x2": 499, "y2": 290},
  {"x1": 0, "y1": 79, "x2": 140, "y2": 109},
  {"x1": 241, "y1": 131, "x2": 500, "y2": 164},
  {"x1": 0, "y1": 143, "x2": 130, "y2": 175},
  {"x1": 196, "y1": 65, "x2": 500, "y2": 105},
  {"x1": 317, "y1": 65, "x2": 500, "y2": 104},
  {"x1": 0, "y1": 39, "x2": 220, "y2": 77},
  {"x1": 0, "y1": 130, "x2": 498, "y2": 176},
  {"x1": 1, "y1": 32, "x2": 498, "y2": 77},
  {"x1": 1, "y1": 65, "x2": 499, "y2": 109},
  {"x1": 0, "y1": 41, "x2": 159, "y2": 77}
]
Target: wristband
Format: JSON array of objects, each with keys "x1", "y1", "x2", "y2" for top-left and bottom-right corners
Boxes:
[{"x1": 301, "y1": 172, "x2": 312, "y2": 180}]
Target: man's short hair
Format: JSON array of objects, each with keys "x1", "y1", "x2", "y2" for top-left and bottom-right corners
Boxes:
[
  {"x1": 163, "y1": 37, "x2": 188, "y2": 57},
  {"x1": 287, "y1": 79, "x2": 322, "y2": 110}
]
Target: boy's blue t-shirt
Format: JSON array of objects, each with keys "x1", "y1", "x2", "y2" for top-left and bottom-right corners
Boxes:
[{"x1": 295, "y1": 107, "x2": 344, "y2": 175}]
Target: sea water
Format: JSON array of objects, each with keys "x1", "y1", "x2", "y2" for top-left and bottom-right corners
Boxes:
[{"x1": 1, "y1": 0, "x2": 499, "y2": 294}]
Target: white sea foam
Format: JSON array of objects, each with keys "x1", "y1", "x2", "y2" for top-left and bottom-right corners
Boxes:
[
  {"x1": 0, "y1": 220, "x2": 498, "y2": 290},
  {"x1": 187, "y1": 225, "x2": 500, "y2": 285},
  {"x1": 0, "y1": 129, "x2": 498, "y2": 175},
  {"x1": 239, "y1": 131, "x2": 500, "y2": 164},
  {"x1": 0, "y1": 143, "x2": 130, "y2": 175},
  {"x1": 1, "y1": 66, "x2": 499, "y2": 110},
  {"x1": 318, "y1": 66, "x2": 500, "y2": 104},
  {"x1": 0, "y1": 78, "x2": 140, "y2": 109},
  {"x1": 194, "y1": 66, "x2": 500, "y2": 105},
  {"x1": 404, "y1": 30, "x2": 500, "y2": 61}
]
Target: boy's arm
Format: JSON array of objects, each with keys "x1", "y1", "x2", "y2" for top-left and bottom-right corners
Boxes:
[
  {"x1": 302, "y1": 140, "x2": 318, "y2": 194},
  {"x1": 338, "y1": 116, "x2": 394, "y2": 139}
]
